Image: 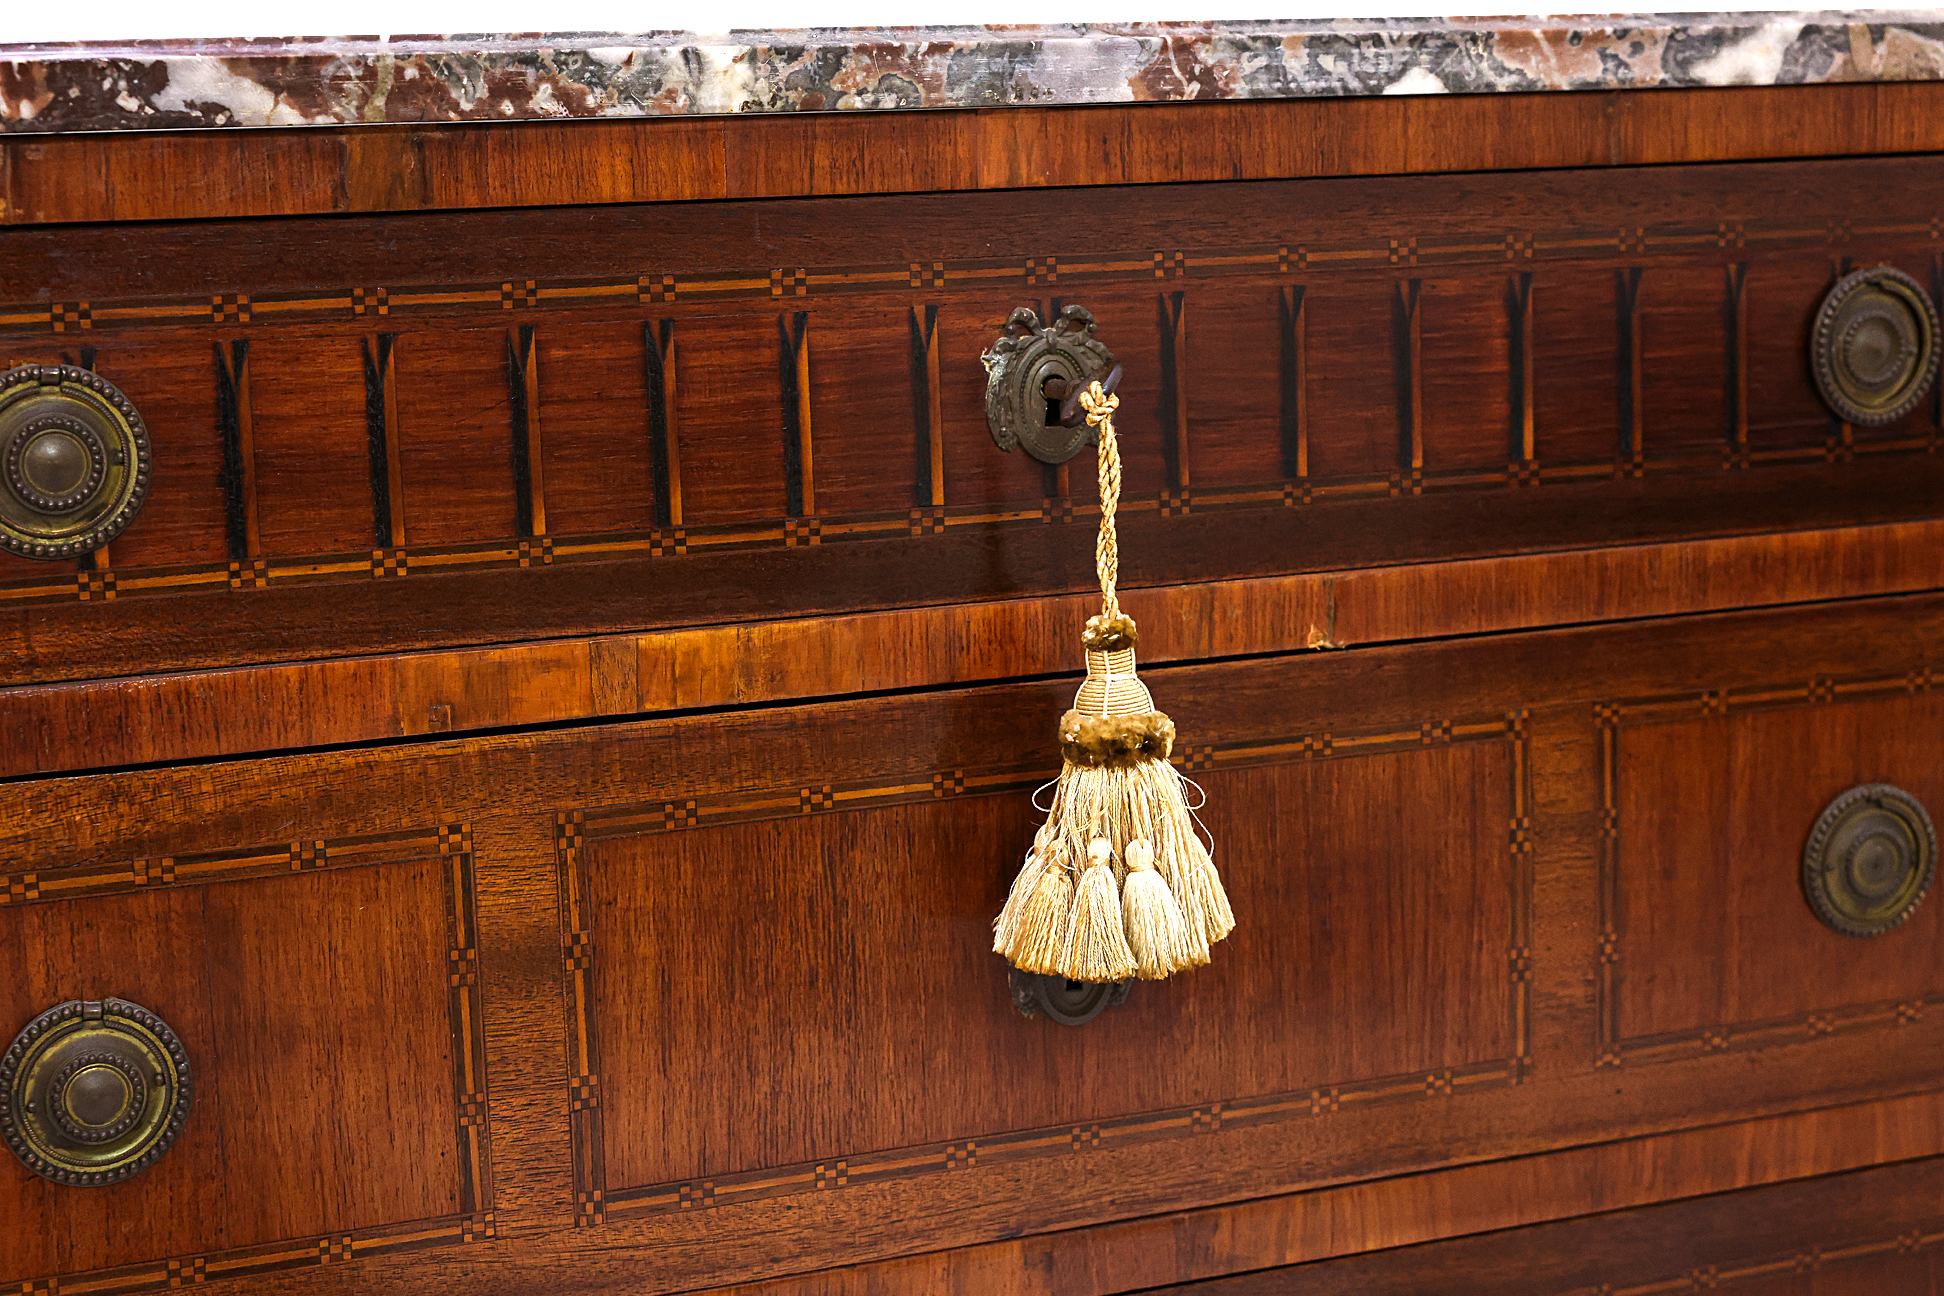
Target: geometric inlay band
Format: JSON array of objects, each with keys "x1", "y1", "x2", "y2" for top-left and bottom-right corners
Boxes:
[
  {"x1": 556, "y1": 710, "x2": 1534, "y2": 1226},
  {"x1": 1595, "y1": 663, "x2": 1944, "y2": 1067},
  {"x1": 0, "y1": 438, "x2": 1936, "y2": 611},
  {"x1": 5, "y1": 822, "x2": 494, "y2": 1294}
]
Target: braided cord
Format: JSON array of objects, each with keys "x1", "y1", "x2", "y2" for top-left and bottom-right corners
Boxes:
[{"x1": 1080, "y1": 382, "x2": 1121, "y2": 620}]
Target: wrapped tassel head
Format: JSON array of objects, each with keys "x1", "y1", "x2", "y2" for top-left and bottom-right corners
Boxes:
[{"x1": 1062, "y1": 625, "x2": 1176, "y2": 767}]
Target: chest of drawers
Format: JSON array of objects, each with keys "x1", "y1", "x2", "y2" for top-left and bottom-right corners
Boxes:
[{"x1": 5, "y1": 18, "x2": 1944, "y2": 1293}]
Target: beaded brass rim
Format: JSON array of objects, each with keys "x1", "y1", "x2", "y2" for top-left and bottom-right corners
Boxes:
[
  {"x1": 0, "y1": 364, "x2": 151, "y2": 560},
  {"x1": 0, "y1": 998, "x2": 192, "y2": 1186},
  {"x1": 46, "y1": 1052, "x2": 150, "y2": 1144},
  {"x1": 1810, "y1": 266, "x2": 1943, "y2": 427},
  {"x1": 1801, "y1": 784, "x2": 1937, "y2": 938}
]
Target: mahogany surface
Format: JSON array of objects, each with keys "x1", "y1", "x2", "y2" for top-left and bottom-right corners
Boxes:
[
  {"x1": 2, "y1": 155, "x2": 1942, "y2": 688},
  {"x1": 4, "y1": 81, "x2": 1944, "y2": 224},
  {"x1": 1, "y1": 83, "x2": 1941, "y2": 1295},
  {"x1": 1153, "y1": 1155, "x2": 1944, "y2": 1296}
]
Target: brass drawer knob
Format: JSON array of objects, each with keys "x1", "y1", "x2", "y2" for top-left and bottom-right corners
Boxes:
[
  {"x1": 1802, "y1": 784, "x2": 1937, "y2": 937},
  {"x1": 1, "y1": 998, "x2": 192, "y2": 1186},
  {"x1": 0, "y1": 364, "x2": 152, "y2": 560},
  {"x1": 1811, "y1": 266, "x2": 1942, "y2": 427}
]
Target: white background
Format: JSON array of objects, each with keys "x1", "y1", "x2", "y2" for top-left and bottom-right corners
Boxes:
[{"x1": 8, "y1": 3, "x2": 1831, "y2": 45}]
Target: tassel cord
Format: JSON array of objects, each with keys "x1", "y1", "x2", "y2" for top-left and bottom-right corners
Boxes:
[{"x1": 1080, "y1": 383, "x2": 1122, "y2": 625}]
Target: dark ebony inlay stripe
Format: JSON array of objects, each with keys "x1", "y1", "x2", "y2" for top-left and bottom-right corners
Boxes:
[
  {"x1": 507, "y1": 326, "x2": 536, "y2": 538},
  {"x1": 779, "y1": 312, "x2": 809, "y2": 518},
  {"x1": 644, "y1": 319, "x2": 675, "y2": 529},
  {"x1": 1278, "y1": 284, "x2": 1306, "y2": 481},
  {"x1": 215, "y1": 339, "x2": 251, "y2": 563},
  {"x1": 908, "y1": 304, "x2": 938, "y2": 508},
  {"x1": 1616, "y1": 266, "x2": 1644, "y2": 460},
  {"x1": 362, "y1": 333, "x2": 396, "y2": 548}
]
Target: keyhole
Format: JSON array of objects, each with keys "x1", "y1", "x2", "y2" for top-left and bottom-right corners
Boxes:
[{"x1": 1042, "y1": 375, "x2": 1070, "y2": 427}]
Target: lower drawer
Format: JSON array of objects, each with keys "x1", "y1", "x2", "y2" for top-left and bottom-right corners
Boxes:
[
  {"x1": 1166, "y1": 1154, "x2": 1944, "y2": 1296},
  {"x1": 3, "y1": 592, "x2": 1943, "y2": 1293}
]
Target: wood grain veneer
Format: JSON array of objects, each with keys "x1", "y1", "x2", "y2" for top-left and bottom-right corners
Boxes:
[
  {"x1": 2, "y1": 155, "x2": 1942, "y2": 685},
  {"x1": 722, "y1": 1125, "x2": 1944, "y2": 1296},
  {"x1": 0, "y1": 836, "x2": 488, "y2": 1284},
  {"x1": 0, "y1": 515, "x2": 1939, "y2": 776},
  {"x1": 4, "y1": 593, "x2": 1943, "y2": 1293},
  {"x1": 7, "y1": 82, "x2": 1944, "y2": 224},
  {"x1": 6, "y1": 75, "x2": 1942, "y2": 1296}
]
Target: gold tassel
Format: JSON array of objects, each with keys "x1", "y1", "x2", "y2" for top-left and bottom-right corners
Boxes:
[
  {"x1": 992, "y1": 843, "x2": 1046, "y2": 955},
  {"x1": 1121, "y1": 838, "x2": 1193, "y2": 979},
  {"x1": 1170, "y1": 871, "x2": 1217, "y2": 967},
  {"x1": 1060, "y1": 838, "x2": 1137, "y2": 983},
  {"x1": 992, "y1": 376, "x2": 1235, "y2": 985},
  {"x1": 1145, "y1": 763, "x2": 1221, "y2": 959}
]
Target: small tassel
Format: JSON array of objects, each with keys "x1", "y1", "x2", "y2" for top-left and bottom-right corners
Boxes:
[
  {"x1": 1121, "y1": 838, "x2": 1193, "y2": 979},
  {"x1": 1009, "y1": 846, "x2": 1076, "y2": 975},
  {"x1": 1177, "y1": 838, "x2": 1237, "y2": 945},
  {"x1": 992, "y1": 847, "x2": 1046, "y2": 954},
  {"x1": 1060, "y1": 838, "x2": 1137, "y2": 983},
  {"x1": 1140, "y1": 762, "x2": 1219, "y2": 961}
]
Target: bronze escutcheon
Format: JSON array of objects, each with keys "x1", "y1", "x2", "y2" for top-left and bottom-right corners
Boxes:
[{"x1": 982, "y1": 305, "x2": 1118, "y2": 465}]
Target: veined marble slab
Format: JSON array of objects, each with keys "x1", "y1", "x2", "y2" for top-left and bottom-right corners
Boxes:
[{"x1": 4, "y1": 12, "x2": 1942, "y2": 133}]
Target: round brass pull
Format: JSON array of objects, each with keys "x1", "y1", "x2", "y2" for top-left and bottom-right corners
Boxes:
[
  {"x1": 1802, "y1": 784, "x2": 1936, "y2": 938},
  {"x1": 1, "y1": 998, "x2": 192, "y2": 1186},
  {"x1": 0, "y1": 364, "x2": 152, "y2": 560},
  {"x1": 1810, "y1": 266, "x2": 1942, "y2": 427}
]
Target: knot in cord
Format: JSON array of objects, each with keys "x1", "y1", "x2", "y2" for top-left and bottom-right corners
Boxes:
[{"x1": 1079, "y1": 383, "x2": 1119, "y2": 425}]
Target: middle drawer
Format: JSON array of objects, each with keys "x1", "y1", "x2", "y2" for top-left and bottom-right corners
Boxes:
[{"x1": 3, "y1": 592, "x2": 1941, "y2": 1292}]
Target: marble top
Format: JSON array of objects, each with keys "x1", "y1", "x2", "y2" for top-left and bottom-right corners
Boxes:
[{"x1": 4, "y1": 12, "x2": 1943, "y2": 133}]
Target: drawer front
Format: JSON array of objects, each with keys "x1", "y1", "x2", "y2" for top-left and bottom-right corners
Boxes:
[
  {"x1": 565, "y1": 722, "x2": 1527, "y2": 1231},
  {"x1": 1166, "y1": 1155, "x2": 1944, "y2": 1296},
  {"x1": 1605, "y1": 688, "x2": 1944, "y2": 1064},
  {"x1": 3, "y1": 592, "x2": 1941, "y2": 1292},
  {"x1": 3, "y1": 154, "x2": 1942, "y2": 684},
  {"x1": 0, "y1": 832, "x2": 490, "y2": 1290}
]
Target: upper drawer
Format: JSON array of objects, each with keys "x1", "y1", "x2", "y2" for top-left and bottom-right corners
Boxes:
[{"x1": 2, "y1": 154, "x2": 1941, "y2": 684}]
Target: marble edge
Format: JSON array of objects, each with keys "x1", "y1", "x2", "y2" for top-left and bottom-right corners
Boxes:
[{"x1": 4, "y1": 11, "x2": 1944, "y2": 134}]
